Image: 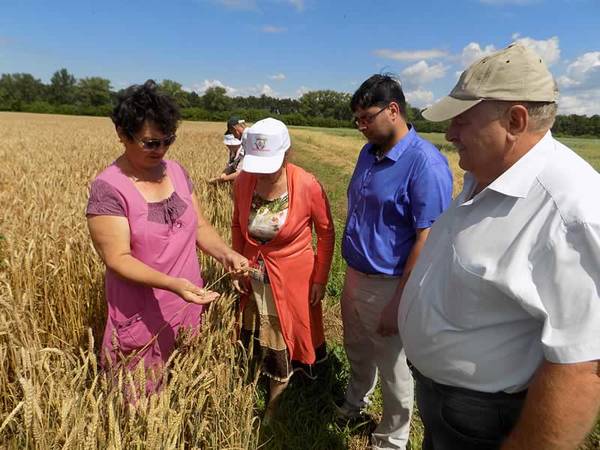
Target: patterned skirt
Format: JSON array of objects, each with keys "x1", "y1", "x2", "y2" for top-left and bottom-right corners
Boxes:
[{"x1": 241, "y1": 278, "x2": 327, "y2": 382}]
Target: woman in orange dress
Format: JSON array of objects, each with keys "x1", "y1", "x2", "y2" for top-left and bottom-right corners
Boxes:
[{"x1": 231, "y1": 118, "x2": 335, "y2": 417}]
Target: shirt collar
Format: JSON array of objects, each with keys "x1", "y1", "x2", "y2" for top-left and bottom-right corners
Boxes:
[
  {"x1": 485, "y1": 131, "x2": 552, "y2": 199},
  {"x1": 368, "y1": 125, "x2": 417, "y2": 162}
]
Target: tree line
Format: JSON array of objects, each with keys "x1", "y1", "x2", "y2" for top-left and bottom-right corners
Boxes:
[{"x1": 1, "y1": 68, "x2": 599, "y2": 137}]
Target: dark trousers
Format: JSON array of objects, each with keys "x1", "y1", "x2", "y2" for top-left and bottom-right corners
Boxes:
[{"x1": 413, "y1": 369, "x2": 526, "y2": 450}]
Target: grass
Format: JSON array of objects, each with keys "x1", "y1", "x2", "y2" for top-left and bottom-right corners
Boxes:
[{"x1": 0, "y1": 112, "x2": 598, "y2": 449}]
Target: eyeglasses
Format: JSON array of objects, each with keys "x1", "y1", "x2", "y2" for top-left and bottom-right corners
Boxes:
[
  {"x1": 133, "y1": 134, "x2": 177, "y2": 151},
  {"x1": 353, "y1": 104, "x2": 390, "y2": 127}
]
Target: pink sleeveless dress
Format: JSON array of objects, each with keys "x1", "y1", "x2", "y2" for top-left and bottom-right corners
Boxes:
[{"x1": 86, "y1": 159, "x2": 204, "y2": 391}]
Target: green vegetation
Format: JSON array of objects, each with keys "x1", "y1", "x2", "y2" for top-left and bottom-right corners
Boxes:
[{"x1": 2, "y1": 68, "x2": 600, "y2": 136}]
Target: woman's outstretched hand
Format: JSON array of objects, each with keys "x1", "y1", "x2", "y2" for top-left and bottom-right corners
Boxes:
[{"x1": 171, "y1": 278, "x2": 220, "y2": 305}]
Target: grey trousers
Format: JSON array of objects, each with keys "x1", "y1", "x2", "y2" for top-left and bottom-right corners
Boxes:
[{"x1": 341, "y1": 267, "x2": 414, "y2": 450}]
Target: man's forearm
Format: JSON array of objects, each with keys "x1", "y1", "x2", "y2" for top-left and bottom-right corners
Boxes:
[
  {"x1": 390, "y1": 228, "x2": 431, "y2": 305},
  {"x1": 502, "y1": 360, "x2": 600, "y2": 450}
]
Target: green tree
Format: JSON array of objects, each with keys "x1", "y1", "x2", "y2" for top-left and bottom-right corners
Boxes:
[
  {"x1": 49, "y1": 68, "x2": 77, "y2": 104},
  {"x1": 159, "y1": 79, "x2": 190, "y2": 108},
  {"x1": 202, "y1": 86, "x2": 231, "y2": 112},
  {"x1": 0, "y1": 73, "x2": 46, "y2": 109},
  {"x1": 77, "y1": 77, "x2": 112, "y2": 106},
  {"x1": 299, "y1": 90, "x2": 352, "y2": 121}
]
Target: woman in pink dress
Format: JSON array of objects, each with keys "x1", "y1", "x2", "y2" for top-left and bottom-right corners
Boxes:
[{"x1": 86, "y1": 80, "x2": 247, "y2": 392}]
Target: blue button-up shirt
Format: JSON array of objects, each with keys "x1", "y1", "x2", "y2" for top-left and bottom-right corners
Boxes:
[{"x1": 342, "y1": 126, "x2": 453, "y2": 275}]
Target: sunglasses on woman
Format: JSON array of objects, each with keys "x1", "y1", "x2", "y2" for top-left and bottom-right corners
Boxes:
[{"x1": 133, "y1": 134, "x2": 177, "y2": 151}]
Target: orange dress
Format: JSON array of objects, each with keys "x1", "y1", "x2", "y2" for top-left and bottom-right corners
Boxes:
[{"x1": 232, "y1": 163, "x2": 335, "y2": 364}]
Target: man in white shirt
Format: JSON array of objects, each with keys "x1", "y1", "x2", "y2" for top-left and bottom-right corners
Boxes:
[{"x1": 399, "y1": 43, "x2": 600, "y2": 449}]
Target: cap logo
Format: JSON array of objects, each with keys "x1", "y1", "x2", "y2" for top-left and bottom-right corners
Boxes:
[{"x1": 254, "y1": 136, "x2": 268, "y2": 151}]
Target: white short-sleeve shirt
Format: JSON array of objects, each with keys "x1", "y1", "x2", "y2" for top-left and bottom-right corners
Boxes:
[{"x1": 398, "y1": 132, "x2": 600, "y2": 393}]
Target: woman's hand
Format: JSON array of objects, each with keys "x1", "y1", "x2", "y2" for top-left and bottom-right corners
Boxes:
[
  {"x1": 208, "y1": 174, "x2": 227, "y2": 184},
  {"x1": 310, "y1": 283, "x2": 326, "y2": 306},
  {"x1": 232, "y1": 276, "x2": 250, "y2": 295},
  {"x1": 222, "y1": 251, "x2": 249, "y2": 275},
  {"x1": 170, "y1": 278, "x2": 220, "y2": 305}
]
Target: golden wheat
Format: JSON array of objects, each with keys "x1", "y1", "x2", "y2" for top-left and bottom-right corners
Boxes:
[{"x1": 0, "y1": 112, "x2": 259, "y2": 449}]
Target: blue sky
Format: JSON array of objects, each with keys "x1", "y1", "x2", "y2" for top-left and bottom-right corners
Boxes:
[{"x1": 1, "y1": 0, "x2": 599, "y2": 114}]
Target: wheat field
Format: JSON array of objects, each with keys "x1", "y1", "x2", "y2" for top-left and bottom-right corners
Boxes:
[{"x1": 0, "y1": 112, "x2": 262, "y2": 449}]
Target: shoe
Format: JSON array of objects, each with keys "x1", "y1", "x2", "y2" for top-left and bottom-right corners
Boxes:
[{"x1": 334, "y1": 400, "x2": 364, "y2": 421}]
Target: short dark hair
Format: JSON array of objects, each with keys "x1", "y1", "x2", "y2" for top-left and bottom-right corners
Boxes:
[
  {"x1": 111, "y1": 80, "x2": 181, "y2": 139},
  {"x1": 350, "y1": 74, "x2": 407, "y2": 118}
]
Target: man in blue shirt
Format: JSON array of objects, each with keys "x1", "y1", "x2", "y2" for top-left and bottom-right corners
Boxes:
[{"x1": 337, "y1": 75, "x2": 453, "y2": 450}]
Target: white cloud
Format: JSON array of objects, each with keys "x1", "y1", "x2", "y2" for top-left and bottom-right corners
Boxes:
[
  {"x1": 262, "y1": 25, "x2": 287, "y2": 33},
  {"x1": 461, "y1": 42, "x2": 497, "y2": 67},
  {"x1": 559, "y1": 90, "x2": 600, "y2": 115},
  {"x1": 401, "y1": 60, "x2": 447, "y2": 87},
  {"x1": 405, "y1": 89, "x2": 435, "y2": 108},
  {"x1": 259, "y1": 84, "x2": 275, "y2": 96},
  {"x1": 186, "y1": 79, "x2": 238, "y2": 95},
  {"x1": 556, "y1": 52, "x2": 600, "y2": 115},
  {"x1": 512, "y1": 35, "x2": 560, "y2": 65},
  {"x1": 235, "y1": 83, "x2": 278, "y2": 97},
  {"x1": 373, "y1": 48, "x2": 448, "y2": 61},
  {"x1": 557, "y1": 52, "x2": 600, "y2": 89},
  {"x1": 295, "y1": 86, "x2": 311, "y2": 98},
  {"x1": 184, "y1": 80, "x2": 279, "y2": 97},
  {"x1": 269, "y1": 73, "x2": 286, "y2": 81}
]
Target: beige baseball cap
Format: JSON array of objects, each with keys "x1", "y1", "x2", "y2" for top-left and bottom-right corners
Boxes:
[{"x1": 422, "y1": 43, "x2": 559, "y2": 122}]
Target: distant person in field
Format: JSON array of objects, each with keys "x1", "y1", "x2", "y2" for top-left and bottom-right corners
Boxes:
[
  {"x1": 231, "y1": 118, "x2": 335, "y2": 419},
  {"x1": 337, "y1": 74, "x2": 453, "y2": 450},
  {"x1": 226, "y1": 115, "x2": 248, "y2": 142},
  {"x1": 209, "y1": 132, "x2": 244, "y2": 184},
  {"x1": 86, "y1": 80, "x2": 248, "y2": 393},
  {"x1": 399, "y1": 43, "x2": 600, "y2": 449}
]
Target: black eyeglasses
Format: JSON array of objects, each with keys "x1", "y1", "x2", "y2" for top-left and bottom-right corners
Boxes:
[
  {"x1": 353, "y1": 104, "x2": 390, "y2": 127},
  {"x1": 133, "y1": 134, "x2": 177, "y2": 151}
]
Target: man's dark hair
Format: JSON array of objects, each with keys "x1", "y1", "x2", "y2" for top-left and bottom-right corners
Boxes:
[
  {"x1": 350, "y1": 74, "x2": 407, "y2": 118},
  {"x1": 111, "y1": 80, "x2": 181, "y2": 139}
]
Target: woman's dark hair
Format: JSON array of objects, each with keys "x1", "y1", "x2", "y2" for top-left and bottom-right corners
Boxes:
[
  {"x1": 350, "y1": 74, "x2": 407, "y2": 118},
  {"x1": 111, "y1": 80, "x2": 181, "y2": 139}
]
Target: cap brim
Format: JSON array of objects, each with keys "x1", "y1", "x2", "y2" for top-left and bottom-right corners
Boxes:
[
  {"x1": 241, "y1": 152, "x2": 285, "y2": 174},
  {"x1": 421, "y1": 96, "x2": 483, "y2": 122}
]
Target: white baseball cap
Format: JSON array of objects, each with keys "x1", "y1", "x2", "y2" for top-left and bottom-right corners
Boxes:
[
  {"x1": 223, "y1": 133, "x2": 242, "y2": 146},
  {"x1": 242, "y1": 118, "x2": 290, "y2": 174}
]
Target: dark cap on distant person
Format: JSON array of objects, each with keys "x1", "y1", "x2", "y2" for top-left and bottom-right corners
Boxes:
[
  {"x1": 421, "y1": 43, "x2": 559, "y2": 122},
  {"x1": 226, "y1": 116, "x2": 245, "y2": 133}
]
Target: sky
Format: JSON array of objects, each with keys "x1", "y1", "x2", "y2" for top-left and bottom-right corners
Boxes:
[{"x1": 1, "y1": 0, "x2": 599, "y2": 115}]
